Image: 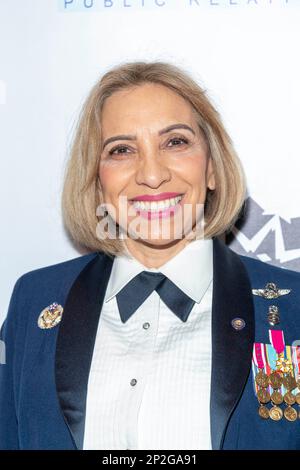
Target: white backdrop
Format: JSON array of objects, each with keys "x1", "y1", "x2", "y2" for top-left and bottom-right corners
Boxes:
[{"x1": 1, "y1": 0, "x2": 300, "y2": 325}]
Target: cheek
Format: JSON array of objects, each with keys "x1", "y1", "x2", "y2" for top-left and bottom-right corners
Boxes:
[
  {"x1": 99, "y1": 162, "x2": 127, "y2": 198},
  {"x1": 173, "y1": 154, "x2": 208, "y2": 186}
]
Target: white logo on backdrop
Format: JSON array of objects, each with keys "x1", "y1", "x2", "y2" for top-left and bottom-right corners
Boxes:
[{"x1": 227, "y1": 197, "x2": 300, "y2": 272}]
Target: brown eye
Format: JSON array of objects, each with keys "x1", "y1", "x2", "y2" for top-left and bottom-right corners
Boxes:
[
  {"x1": 167, "y1": 137, "x2": 189, "y2": 147},
  {"x1": 108, "y1": 145, "x2": 131, "y2": 156}
]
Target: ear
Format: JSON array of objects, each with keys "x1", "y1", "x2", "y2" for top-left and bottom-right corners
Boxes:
[{"x1": 206, "y1": 158, "x2": 216, "y2": 190}]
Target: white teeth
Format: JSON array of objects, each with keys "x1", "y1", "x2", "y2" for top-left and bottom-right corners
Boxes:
[
  {"x1": 157, "y1": 201, "x2": 165, "y2": 210},
  {"x1": 131, "y1": 195, "x2": 183, "y2": 212}
]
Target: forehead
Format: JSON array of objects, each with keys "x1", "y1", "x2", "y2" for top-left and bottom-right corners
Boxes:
[{"x1": 101, "y1": 83, "x2": 197, "y2": 133}]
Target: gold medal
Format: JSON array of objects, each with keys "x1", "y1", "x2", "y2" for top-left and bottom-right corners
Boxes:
[
  {"x1": 255, "y1": 370, "x2": 269, "y2": 388},
  {"x1": 283, "y1": 391, "x2": 296, "y2": 405},
  {"x1": 282, "y1": 374, "x2": 297, "y2": 391},
  {"x1": 269, "y1": 406, "x2": 283, "y2": 421},
  {"x1": 271, "y1": 390, "x2": 283, "y2": 405},
  {"x1": 269, "y1": 371, "x2": 282, "y2": 389},
  {"x1": 257, "y1": 388, "x2": 271, "y2": 404},
  {"x1": 258, "y1": 405, "x2": 270, "y2": 419},
  {"x1": 284, "y1": 405, "x2": 298, "y2": 422},
  {"x1": 276, "y1": 354, "x2": 293, "y2": 375}
]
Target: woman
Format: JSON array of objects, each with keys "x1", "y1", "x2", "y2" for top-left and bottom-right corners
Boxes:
[{"x1": 1, "y1": 61, "x2": 300, "y2": 450}]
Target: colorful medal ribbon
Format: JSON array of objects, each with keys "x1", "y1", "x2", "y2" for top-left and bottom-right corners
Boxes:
[
  {"x1": 252, "y1": 343, "x2": 271, "y2": 419},
  {"x1": 269, "y1": 329, "x2": 294, "y2": 377},
  {"x1": 265, "y1": 343, "x2": 278, "y2": 372},
  {"x1": 253, "y1": 343, "x2": 267, "y2": 369},
  {"x1": 292, "y1": 346, "x2": 300, "y2": 381},
  {"x1": 269, "y1": 330, "x2": 285, "y2": 355},
  {"x1": 296, "y1": 346, "x2": 300, "y2": 370},
  {"x1": 292, "y1": 346, "x2": 300, "y2": 408}
]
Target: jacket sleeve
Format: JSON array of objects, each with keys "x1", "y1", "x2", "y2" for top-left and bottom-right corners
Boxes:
[{"x1": 0, "y1": 276, "x2": 24, "y2": 450}]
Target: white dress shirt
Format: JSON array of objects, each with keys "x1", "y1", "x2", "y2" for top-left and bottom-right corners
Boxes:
[{"x1": 83, "y1": 238, "x2": 213, "y2": 450}]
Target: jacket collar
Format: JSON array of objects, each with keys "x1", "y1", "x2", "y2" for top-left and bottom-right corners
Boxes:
[
  {"x1": 55, "y1": 237, "x2": 255, "y2": 450},
  {"x1": 105, "y1": 237, "x2": 213, "y2": 304},
  {"x1": 55, "y1": 252, "x2": 114, "y2": 449},
  {"x1": 210, "y1": 237, "x2": 255, "y2": 449}
]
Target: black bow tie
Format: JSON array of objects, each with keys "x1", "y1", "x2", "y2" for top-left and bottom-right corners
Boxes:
[{"x1": 115, "y1": 271, "x2": 195, "y2": 323}]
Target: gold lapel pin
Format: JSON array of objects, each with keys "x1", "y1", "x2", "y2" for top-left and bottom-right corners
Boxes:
[
  {"x1": 231, "y1": 317, "x2": 246, "y2": 330},
  {"x1": 252, "y1": 282, "x2": 291, "y2": 300},
  {"x1": 37, "y1": 302, "x2": 63, "y2": 329}
]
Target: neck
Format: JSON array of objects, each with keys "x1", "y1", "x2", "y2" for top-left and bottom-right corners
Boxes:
[{"x1": 123, "y1": 237, "x2": 192, "y2": 269}]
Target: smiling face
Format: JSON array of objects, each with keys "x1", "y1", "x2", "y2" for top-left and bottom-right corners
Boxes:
[{"x1": 98, "y1": 82, "x2": 215, "y2": 252}]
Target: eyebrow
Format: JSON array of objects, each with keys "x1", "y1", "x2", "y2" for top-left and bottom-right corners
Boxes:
[{"x1": 101, "y1": 123, "x2": 196, "y2": 150}]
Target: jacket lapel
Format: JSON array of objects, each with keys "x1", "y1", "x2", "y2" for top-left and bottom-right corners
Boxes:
[
  {"x1": 210, "y1": 237, "x2": 255, "y2": 449},
  {"x1": 55, "y1": 252, "x2": 114, "y2": 449}
]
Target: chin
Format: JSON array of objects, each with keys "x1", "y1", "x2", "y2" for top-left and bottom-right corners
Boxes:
[{"x1": 134, "y1": 235, "x2": 183, "y2": 248}]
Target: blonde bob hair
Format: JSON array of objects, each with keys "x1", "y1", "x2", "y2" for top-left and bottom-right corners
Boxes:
[{"x1": 62, "y1": 61, "x2": 246, "y2": 256}]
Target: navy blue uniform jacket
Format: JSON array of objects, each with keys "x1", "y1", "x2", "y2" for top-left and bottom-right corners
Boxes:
[{"x1": 1, "y1": 237, "x2": 300, "y2": 450}]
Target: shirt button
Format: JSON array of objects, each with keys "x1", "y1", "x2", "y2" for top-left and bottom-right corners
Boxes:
[
  {"x1": 130, "y1": 378, "x2": 137, "y2": 386},
  {"x1": 143, "y1": 322, "x2": 150, "y2": 330}
]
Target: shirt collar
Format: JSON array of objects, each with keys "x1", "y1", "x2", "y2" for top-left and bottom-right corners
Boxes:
[{"x1": 104, "y1": 237, "x2": 213, "y2": 304}]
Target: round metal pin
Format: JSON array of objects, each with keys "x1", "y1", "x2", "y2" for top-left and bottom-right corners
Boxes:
[{"x1": 231, "y1": 317, "x2": 246, "y2": 330}]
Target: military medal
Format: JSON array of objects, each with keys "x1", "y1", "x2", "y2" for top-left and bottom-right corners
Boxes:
[
  {"x1": 284, "y1": 391, "x2": 296, "y2": 405},
  {"x1": 38, "y1": 302, "x2": 63, "y2": 329},
  {"x1": 258, "y1": 405, "x2": 270, "y2": 419},
  {"x1": 277, "y1": 356, "x2": 293, "y2": 375},
  {"x1": 252, "y1": 333, "x2": 300, "y2": 422},
  {"x1": 269, "y1": 406, "x2": 283, "y2": 421},
  {"x1": 267, "y1": 338, "x2": 284, "y2": 423},
  {"x1": 257, "y1": 388, "x2": 271, "y2": 404},
  {"x1": 271, "y1": 390, "x2": 283, "y2": 405},
  {"x1": 269, "y1": 329, "x2": 288, "y2": 376},
  {"x1": 269, "y1": 330, "x2": 298, "y2": 421},
  {"x1": 269, "y1": 371, "x2": 282, "y2": 389},
  {"x1": 292, "y1": 346, "x2": 300, "y2": 418},
  {"x1": 284, "y1": 406, "x2": 298, "y2": 422},
  {"x1": 253, "y1": 344, "x2": 269, "y2": 387},
  {"x1": 253, "y1": 343, "x2": 271, "y2": 418},
  {"x1": 282, "y1": 375, "x2": 297, "y2": 391},
  {"x1": 255, "y1": 370, "x2": 269, "y2": 388},
  {"x1": 264, "y1": 342, "x2": 285, "y2": 415}
]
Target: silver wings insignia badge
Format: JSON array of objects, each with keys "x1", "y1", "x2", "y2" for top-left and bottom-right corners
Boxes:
[{"x1": 252, "y1": 282, "x2": 291, "y2": 300}]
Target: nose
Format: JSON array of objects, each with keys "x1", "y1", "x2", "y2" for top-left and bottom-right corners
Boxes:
[{"x1": 135, "y1": 148, "x2": 171, "y2": 188}]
